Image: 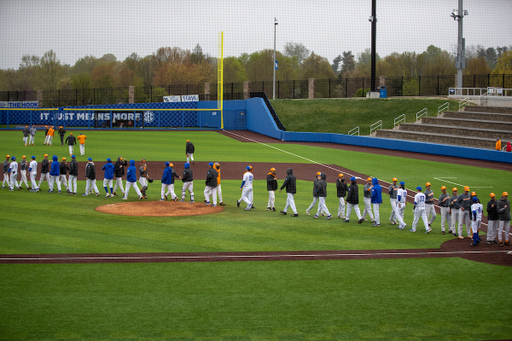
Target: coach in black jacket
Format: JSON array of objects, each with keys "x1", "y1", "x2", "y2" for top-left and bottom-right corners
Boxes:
[
  {"x1": 186, "y1": 140, "x2": 195, "y2": 164},
  {"x1": 279, "y1": 168, "x2": 298, "y2": 217},
  {"x1": 68, "y1": 155, "x2": 78, "y2": 195},
  {"x1": 486, "y1": 194, "x2": 499, "y2": 244},
  {"x1": 336, "y1": 174, "x2": 348, "y2": 219},
  {"x1": 204, "y1": 162, "x2": 218, "y2": 206},
  {"x1": 346, "y1": 177, "x2": 364, "y2": 223},
  {"x1": 113, "y1": 157, "x2": 127, "y2": 197},
  {"x1": 266, "y1": 168, "x2": 278, "y2": 211}
]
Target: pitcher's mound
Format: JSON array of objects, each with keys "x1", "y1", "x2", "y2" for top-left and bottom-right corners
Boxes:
[{"x1": 95, "y1": 201, "x2": 223, "y2": 217}]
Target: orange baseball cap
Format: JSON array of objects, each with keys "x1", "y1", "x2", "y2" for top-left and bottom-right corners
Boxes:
[
  {"x1": 503, "y1": 192, "x2": 509, "y2": 196},
  {"x1": 464, "y1": 186, "x2": 470, "y2": 191},
  {"x1": 5, "y1": 155, "x2": 9, "y2": 158},
  {"x1": 44, "y1": 154, "x2": 48, "y2": 157},
  {"x1": 22, "y1": 155, "x2": 26, "y2": 159},
  {"x1": 441, "y1": 186, "x2": 446, "y2": 190},
  {"x1": 62, "y1": 157, "x2": 66, "y2": 161},
  {"x1": 392, "y1": 178, "x2": 397, "y2": 182},
  {"x1": 339, "y1": 174, "x2": 344, "y2": 178},
  {"x1": 452, "y1": 187, "x2": 458, "y2": 192},
  {"x1": 426, "y1": 182, "x2": 431, "y2": 187},
  {"x1": 367, "y1": 177, "x2": 372, "y2": 181},
  {"x1": 471, "y1": 191, "x2": 476, "y2": 196},
  {"x1": 490, "y1": 193, "x2": 495, "y2": 198}
]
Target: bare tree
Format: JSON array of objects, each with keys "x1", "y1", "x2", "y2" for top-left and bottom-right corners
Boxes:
[{"x1": 283, "y1": 42, "x2": 310, "y2": 65}]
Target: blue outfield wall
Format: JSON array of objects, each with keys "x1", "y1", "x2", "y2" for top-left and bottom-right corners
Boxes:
[{"x1": 245, "y1": 97, "x2": 512, "y2": 165}]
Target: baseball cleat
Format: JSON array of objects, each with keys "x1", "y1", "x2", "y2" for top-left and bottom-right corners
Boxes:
[
  {"x1": 499, "y1": 242, "x2": 503, "y2": 247},
  {"x1": 345, "y1": 219, "x2": 350, "y2": 223},
  {"x1": 409, "y1": 229, "x2": 415, "y2": 232},
  {"x1": 205, "y1": 202, "x2": 210, "y2": 205},
  {"x1": 470, "y1": 243, "x2": 478, "y2": 247},
  {"x1": 139, "y1": 196, "x2": 143, "y2": 200},
  {"x1": 122, "y1": 197, "x2": 128, "y2": 200},
  {"x1": 306, "y1": 210, "x2": 310, "y2": 216},
  {"x1": 82, "y1": 194, "x2": 88, "y2": 196},
  {"x1": 326, "y1": 215, "x2": 332, "y2": 220},
  {"x1": 291, "y1": 214, "x2": 299, "y2": 217},
  {"x1": 190, "y1": 201, "x2": 194, "y2": 204},
  {"x1": 113, "y1": 192, "x2": 118, "y2": 196},
  {"x1": 442, "y1": 231, "x2": 445, "y2": 235},
  {"x1": 425, "y1": 228, "x2": 432, "y2": 234},
  {"x1": 453, "y1": 233, "x2": 458, "y2": 237},
  {"x1": 251, "y1": 206, "x2": 256, "y2": 209},
  {"x1": 458, "y1": 236, "x2": 464, "y2": 239},
  {"x1": 158, "y1": 198, "x2": 165, "y2": 201},
  {"x1": 505, "y1": 241, "x2": 511, "y2": 246},
  {"x1": 280, "y1": 211, "x2": 287, "y2": 215},
  {"x1": 211, "y1": 204, "x2": 216, "y2": 207},
  {"x1": 110, "y1": 194, "x2": 115, "y2": 198},
  {"x1": 313, "y1": 215, "x2": 319, "y2": 219},
  {"x1": 173, "y1": 197, "x2": 178, "y2": 202},
  {"x1": 358, "y1": 218, "x2": 364, "y2": 224},
  {"x1": 266, "y1": 207, "x2": 271, "y2": 211},
  {"x1": 58, "y1": 190, "x2": 62, "y2": 194},
  {"x1": 236, "y1": 200, "x2": 240, "y2": 208},
  {"x1": 272, "y1": 207, "x2": 276, "y2": 211},
  {"x1": 105, "y1": 193, "x2": 110, "y2": 197},
  {"x1": 219, "y1": 202, "x2": 226, "y2": 206},
  {"x1": 95, "y1": 193, "x2": 100, "y2": 197}
]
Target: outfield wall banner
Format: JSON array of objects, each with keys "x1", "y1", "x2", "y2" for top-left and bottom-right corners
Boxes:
[
  {"x1": 0, "y1": 101, "x2": 39, "y2": 108},
  {"x1": 163, "y1": 96, "x2": 181, "y2": 102},
  {"x1": 181, "y1": 95, "x2": 199, "y2": 102}
]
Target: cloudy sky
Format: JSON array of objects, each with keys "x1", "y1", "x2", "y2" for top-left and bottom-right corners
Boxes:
[{"x1": 0, "y1": 0, "x2": 511, "y2": 69}]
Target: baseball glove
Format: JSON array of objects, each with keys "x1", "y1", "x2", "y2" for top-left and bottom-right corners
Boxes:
[{"x1": 148, "y1": 177, "x2": 153, "y2": 183}]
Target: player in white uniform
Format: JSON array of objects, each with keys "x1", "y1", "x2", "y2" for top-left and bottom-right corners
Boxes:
[
  {"x1": 237, "y1": 166, "x2": 253, "y2": 210},
  {"x1": 29, "y1": 156, "x2": 38, "y2": 192},
  {"x1": 395, "y1": 181, "x2": 407, "y2": 230},
  {"x1": 8, "y1": 156, "x2": 19, "y2": 191},
  {"x1": 411, "y1": 186, "x2": 431, "y2": 234},
  {"x1": 470, "y1": 197, "x2": 483, "y2": 246}
]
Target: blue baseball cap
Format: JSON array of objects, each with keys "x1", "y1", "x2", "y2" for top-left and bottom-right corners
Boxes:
[
  {"x1": 31, "y1": 155, "x2": 36, "y2": 159},
  {"x1": 11, "y1": 156, "x2": 16, "y2": 161},
  {"x1": 416, "y1": 186, "x2": 422, "y2": 191},
  {"x1": 472, "y1": 197, "x2": 478, "y2": 202},
  {"x1": 184, "y1": 162, "x2": 190, "y2": 169},
  {"x1": 106, "y1": 158, "x2": 111, "y2": 162},
  {"x1": 88, "y1": 157, "x2": 92, "y2": 161},
  {"x1": 400, "y1": 181, "x2": 405, "y2": 186},
  {"x1": 165, "y1": 161, "x2": 170, "y2": 167},
  {"x1": 350, "y1": 177, "x2": 356, "y2": 181},
  {"x1": 209, "y1": 162, "x2": 214, "y2": 166}
]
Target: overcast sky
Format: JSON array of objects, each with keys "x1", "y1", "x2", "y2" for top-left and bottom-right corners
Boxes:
[{"x1": 0, "y1": 0, "x2": 511, "y2": 70}]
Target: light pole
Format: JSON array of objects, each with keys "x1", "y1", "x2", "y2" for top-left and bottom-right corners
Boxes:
[
  {"x1": 451, "y1": 0, "x2": 468, "y2": 93},
  {"x1": 273, "y1": 17, "x2": 278, "y2": 100}
]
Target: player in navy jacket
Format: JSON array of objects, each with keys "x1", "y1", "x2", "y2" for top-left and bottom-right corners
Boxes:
[
  {"x1": 49, "y1": 155, "x2": 62, "y2": 193},
  {"x1": 102, "y1": 158, "x2": 115, "y2": 197},
  {"x1": 122, "y1": 160, "x2": 142, "y2": 200},
  {"x1": 370, "y1": 177, "x2": 383, "y2": 226}
]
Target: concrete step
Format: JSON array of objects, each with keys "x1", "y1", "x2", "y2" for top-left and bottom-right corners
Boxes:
[
  {"x1": 421, "y1": 117, "x2": 512, "y2": 131},
  {"x1": 442, "y1": 110, "x2": 512, "y2": 122},
  {"x1": 398, "y1": 123, "x2": 512, "y2": 140},
  {"x1": 375, "y1": 129, "x2": 496, "y2": 149},
  {"x1": 465, "y1": 106, "x2": 512, "y2": 114}
]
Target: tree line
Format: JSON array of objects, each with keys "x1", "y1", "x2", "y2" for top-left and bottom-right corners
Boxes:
[{"x1": 1, "y1": 43, "x2": 511, "y2": 93}]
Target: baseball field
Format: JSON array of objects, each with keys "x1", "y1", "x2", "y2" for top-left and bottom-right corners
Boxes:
[{"x1": 1, "y1": 129, "x2": 511, "y2": 340}]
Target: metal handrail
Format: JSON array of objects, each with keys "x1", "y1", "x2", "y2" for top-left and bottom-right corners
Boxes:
[
  {"x1": 370, "y1": 120, "x2": 382, "y2": 135},
  {"x1": 438, "y1": 102, "x2": 449, "y2": 115},
  {"x1": 415, "y1": 108, "x2": 427, "y2": 121},
  {"x1": 459, "y1": 97, "x2": 469, "y2": 111},
  {"x1": 348, "y1": 126, "x2": 359, "y2": 136},
  {"x1": 393, "y1": 114, "x2": 405, "y2": 127}
]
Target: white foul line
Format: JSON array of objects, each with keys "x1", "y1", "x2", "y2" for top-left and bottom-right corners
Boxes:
[{"x1": 434, "y1": 177, "x2": 493, "y2": 189}]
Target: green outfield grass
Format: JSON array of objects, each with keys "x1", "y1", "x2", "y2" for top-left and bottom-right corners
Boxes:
[
  {"x1": 270, "y1": 98, "x2": 459, "y2": 135},
  {"x1": 1, "y1": 130, "x2": 511, "y2": 340}
]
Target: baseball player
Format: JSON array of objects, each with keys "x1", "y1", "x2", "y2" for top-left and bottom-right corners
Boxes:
[
  {"x1": 37, "y1": 154, "x2": 50, "y2": 192},
  {"x1": 449, "y1": 188, "x2": 462, "y2": 238},
  {"x1": 395, "y1": 181, "x2": 407, "y2": 230},
  {"x1": 457, "y1": 186, "x2": 472, "y2": 239},
  {"x1": 139, "y1": 158, "x2": 150, "y2": 199},
  {"x1": 84, "y1": 157, "x2": 100, "y2": 197},
  {"x1": 486, "y1": 193, "x2": 499, "y2": 244},
  {"x1": 279, "y1": 168, "x2": 298, "y2": 217},
  {"x1": 388, "y1": 178, "x2": 399, "y2": 224},
  {"x1": 48, "y1": 155, "x2": 62, "y2": 193},
  {"x1": 7, "y1": 156, "x2": 19, "y2": 191},
  {"x1": 411, "y1": 186, "x2": 431, "y2": 234},
  {"x1": 424, "y1": 182, "x2": 437, "y2": 227},
  {"x1": 68, "y1": 155, "x2": 78, "y2": 195},
  {"x1": 65, "y1": 133, "x2": 76, "y2": 156},
  {"x1": 497, "y1": 192, "x2": 511, "y2": 247},
  {"x1": 28, "y1": 156, "x2": 38, "y2": 192},
  {"x1": 47, "y1": 126, "x2": 55, "y2": 146},
  {"x1": 204, "y1": 162, "x2": 218, "y2": 207},
  {"x1": 122, "y1": 160, "x2": 142, "y2": 200},
  {"x1": 43, "y1": 126, "x2": 49, "y2": 145},
  {"x1": 58, "y1": 126, "x2": 66, "y2": 146},
  {"x1": 336, "y1": 174, "x2": 348, "y2": 219},
  {"x1": 113, "y1": 157, "x2": 127, "y2": 197},
  {"x1": 159, "y1": 162, "x2": 180, "y2": 201},
  {"x1": 214, "y1": 163, "x2": 225, "y2": 206},
  {"x1": 438, "y1": 186, "x2": 451, "y2": 235},
  {"x1": 2, "y1": 155, "x2": 10, "y2": 189},
  {"x1": 345, "y1": 177, "x2": 364, "y2": 223},
  {"x1": 306, "y1": 172, "x2": 324, "y2": 216},
  {"x1": 59, "y1": 157, "x2": 69, "y2": 193},
  {"x1": 267, "y1": 167, "x2": 278, "y2": 211},
  {"x1": 314, "y1": 173, "x2": 332, "y2": 220},
  {"x1": 19, "y1": 156, "x2": 30, "y2": 190},
  {"x1": 28, "y1": 125, "x2": 36, "y2": 145},
  {"x1": 361, "y1": 177, "x2": 375, "y2": 223},
  {"x1": 470, "y1": 197, "x2": 483, "y2": 246},
  {"x1": 77, "y1": 133, "x2": 87, "y2": 155},
  {"x1": 370, "y1": 178, "x2": 383, "y2": 226},
  {"x1": 23, "y1": 126, "x2": 29, "y2": 146},
  {"x1": 102, "y1": 158, "x2": 115, "y2": 197},
  {"x1": 237, "y1": 166, "x2": 253, "y2": 210},
  {"x1": 180, "y1": 162, "x2": 194, "y2": 203},
  {"x1": 186, "y1": 140, "x2": 195, "y2": 164}
]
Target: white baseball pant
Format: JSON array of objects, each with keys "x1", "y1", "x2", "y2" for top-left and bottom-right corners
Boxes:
[
  {"x1": 338, "y1": 197, "x2": 346, "y2": 219},
  {"x1": 9, "y1": 172, "x2": 19, "y2": 190},
  {"x1": 30, "y1": 171, "x2": 38, "y2": 189},
  {"x1": 186, "y1": 153, "x2": 194, "y2": 163},
  {"x1": 23, "y1": 136, "x2": 28, "y2": 146},
  {"x1": 165, "y1": 184, "x2": 178, "y2": 200},
  {"x1": 124, "y1": 181, "x2": 141, "y2": 199},
  {"x1": 181, "y1": 182, "x2": 194, "y2": 201},
  {"x1": 450, "y1": 209, "x2": 460, "y2": 235},
  {"x1": 425, "y1": 203, "x2": 437, "y2": 225},
  {"x1": 3, "y1": 173, "x2": 9, "y2": 188},
  {"x1": 49, "y1": 175, "x2": 61, "y2": 192},
  {"x1": 440, "y1": 207, "x2": 451, "y2": 232},
  {"x1": 411, "y1": 207, "x2": 429, "y2": 232},
  {"x1": 240, "y1": 186, "x2": 252, "y2": 208},
  {"x1": 373, "y1": 203, "x2": 381, "y2": 225},
  {"x1": 346, "y1": 203, "x2": 362, "y2": 221},
  {"x1": 85, "y1": 179, "x2": 99, "y2": 194},
  {"x1": 283, "y1": 193, "x2": 297, "y2": 214},
  {"x1": 103, "y1": 178, "x2": 113, "y2": 191},
  {"x1": 268, "y1": 190, "x2": 275, "y2": 208},
  {"x1": 498, "y1": 220, "x2": 511, "y2": 242},
  {"x1": 362, "y1": 197, "x2": 374, "y2": 221},
  {"x1": 139, "y1": 177, "x2": 147, "y2": 189},
  {"x1": 471, "y1": 219, "x2": 481, "y2": 234},
  {"x1": 389, "y1": 198, "x2": 397, "y2": 223},
  {"x1": 306, "y1": 197, "x2": 319, "y2": 214},
  {"x1": 20, "y1": 170, "x2": 29, "y2": 188},
  {"x1": 459, "y1": 209, "x2": 471, "y2": 237},
  {"x1": 394, "y1": 202, "x2": 406, "y2": 226},
  {"x1": 80, "y1": 144, "x2": 85, "y2": 155},
  {"x1": 29, "y1": 135, "x2": 35, "y2": 145},
  {"x1": 60, "y1": 175, "x2": 68, "y2": 191},
  {"x1": 38, "y1": 173, "x2": 50, "y2": 189},
  {"x1": 68, "y1": 175, "x2": 77, "y2": 193},
  {"x1": 47, "y1": 136, "x2": 53, "y2": 145},
  {"x1": 113, "y1": 177, "x2": 125, "y2": 195},
  {"x1": 68, "y1": 145, "x2": 74, "y2": 155},
  {"x1": 161, "y1": 184, "x2": 175, "y2": 200},
  {"x1": 486, "y1": 220, "x2": 498, "y2": 242},
  {"x1": 216, "y1": 184, "x2": 223, "y2": 203},
  {"x1": 316, "y1": 197, "x2": 331, "y2": 217}
]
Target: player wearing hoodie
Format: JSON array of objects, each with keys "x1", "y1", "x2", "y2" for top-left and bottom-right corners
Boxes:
[
  {"x1": 48, "y1": 155, "x2": 61, "y2": 193},
  {"x1": 371, "y1": 177, "x2": 383, "y2": 226},
  {"x1": 122, "y1": 160, "x2": 142, "y2": 200},
  {"x1": 37, "y1": 154, "x2": 50, "y2": 191},
  {"x1": 181, "y1": 162, "x2": 194, "y2": 203},
  {"x1": 213, "y1": 163, "x2": 225, "y2": 206},
  {"x1": 84, "y1": 158, "x2": 100, "y2": 197},
  {"x1": 204, "y1": 162, "x2": 218, "y2": 207},
  {"x1": 314, "y1": 172, "x2": 332, "y2": 220},
  {"x1": 65, "y1": 133, "x2": 76, "y2": 156},
  {"x1": 279, "y1": 168, "x2": 298, "y2": 217},
  {"x1": 59, "y1": 157, "x2": 69, "y2": 193},
  {"x1": 267, "y1": 167, "x2": 278, "y2": 211},
  {"x1": 113, "y1": 156, "x2": 127, "y2": 197},
  {"x1": 160, "y1": 162, "x2": 179, "y2": 201},
  {"x1": 68, "y1": 155, "x2": 78, "y2": 195},
  {"x1": 186, "y1": 140, "x2": 195, "y2": 164},
  {"x1": 336, "y1": 174, "x2": 348, "y2": 219},
  {"x1": 306, "y1": 172, "x2": 322, "y2": 216},
  {"x1": 346, "y1": 177, "x2": 364, "y2": 223},
  {"x1": 102, "y1": 158, "x2": 115, "y2": 197}
]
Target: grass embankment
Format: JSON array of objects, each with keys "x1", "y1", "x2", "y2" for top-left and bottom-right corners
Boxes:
[{"x1": 270, "y1": 98, "x2": 459, "y2": 135}]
